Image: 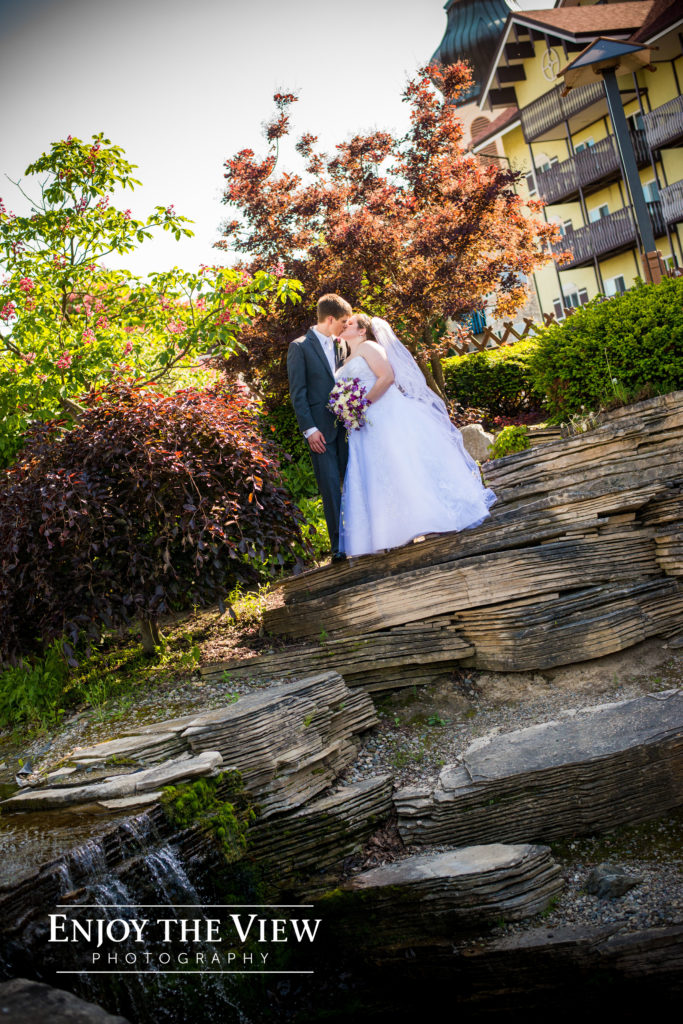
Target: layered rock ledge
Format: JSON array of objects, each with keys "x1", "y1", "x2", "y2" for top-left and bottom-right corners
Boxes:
[{"x1": 395, "y1": 689, "x2": 683, "y2": 846}]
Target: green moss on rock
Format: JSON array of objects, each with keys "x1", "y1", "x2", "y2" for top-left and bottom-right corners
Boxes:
[{"x1": 160, "y1": 769, "x2": 255, "y2": 864}]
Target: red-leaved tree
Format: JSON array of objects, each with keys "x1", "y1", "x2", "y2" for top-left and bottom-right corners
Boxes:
[
  {"x1": 217, "y1": 63, "x2": 565, "y2": 400},
  {"x1": 0, "y1": 378, "x2": 310, "y2": 661}
]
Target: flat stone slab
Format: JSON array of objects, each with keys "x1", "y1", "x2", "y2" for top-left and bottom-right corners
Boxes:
[
  {"x1": 248, "y1": 774, "x2": 393, "y2": 891},
  {"x1": 70, "y1": 730, "x2": 186, "y2": 764},
  {"x1": 322, "y1": 843, "x2": 562, "y2": 945},
  {"x1": 181, "y1": 671, "x2": 377, "y2": 817},
  {"x1": 0, "y1": 978, "x2": 131, "y2": 1023},
  {"x1": 396, "y1": 689, "x2": 683, "y2": 847},
  {"x1": 94, "y1": 792, "x2": 163, "y2": 811},
  {"x1": 350, "y1": 843, "x2": 541, "y2": 886},
  {"x1": 460, "y1": 689, "x2": 683, "y2": 780},
  {"x1": 0, "y1": 751, "x2": 222, "y2": 812},
  {"x1": 12, "y1": 672, "x2": 375, "y2": 821}
]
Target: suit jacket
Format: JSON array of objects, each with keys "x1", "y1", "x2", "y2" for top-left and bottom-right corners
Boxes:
[{"x1": 287, "y1": 329, "x2": 342, "y2": 442}]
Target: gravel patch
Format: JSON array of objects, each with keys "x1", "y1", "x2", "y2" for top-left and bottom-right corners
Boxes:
[
  {"x1": 469, "y1": 807, "x2": 683, "y2": 943},
  {"x1": 335, "y1": 646, "x2": 683, "y2": 792}
]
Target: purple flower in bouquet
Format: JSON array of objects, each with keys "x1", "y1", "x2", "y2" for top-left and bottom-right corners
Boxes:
[{"x1": 327, "y1": 378, "x2": 371, "y2": 434}]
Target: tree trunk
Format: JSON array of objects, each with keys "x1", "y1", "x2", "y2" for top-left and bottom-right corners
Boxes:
[
  {"x1": 416, "y1": 354, "x2": 442, "y2": 398},
  {"x1": 430, "y1": 352, "x2": 447, "y2": 399},
  {"x1": 420, "y1": 323, "x2": 447, "y2": 402},
  {"x1": 140, "y1": 617, "x2": 163, "y2": 655},
  {"x1": 58, "y1": 396, "x2": 86, "y2": 421}
]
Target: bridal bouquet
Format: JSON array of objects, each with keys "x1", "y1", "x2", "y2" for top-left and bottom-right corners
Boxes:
[{"x1": 327, "y1": 378, "x2": 371, "y2": 433}]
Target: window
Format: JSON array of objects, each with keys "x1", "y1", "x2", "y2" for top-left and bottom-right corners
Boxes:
[
  {"x1": 536, "y1": 154, "x2": 559, "y2": 173},
  {"x1": 605, "y1": 275, "x2": 626, "y2": 296},
  {"x1": 574, "y1": 137, "x2": 595, "y2": 153},
  {"x1": 552, "y1": 287, "x2": 589, "y2": 319},
  {"x1": 643, "y1": 179, "x2": 660, "y2": 202},
  {"x1": 627, "y1": 112, "x2": 644, "y2": 132},
  {"x1": 589, "y1": 203, "x2": 610, "y2": 222},
  {"x1": 525, "y1": 170, "x2": 537, "y2": 195},
  {"x1": 552, "y1": 216, "x2": 573, "y2": 238}
]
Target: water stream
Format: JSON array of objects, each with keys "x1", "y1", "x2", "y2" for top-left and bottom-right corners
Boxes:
[{"x1": 0, "y1": 807, "x2": 262, "y2": 1023}]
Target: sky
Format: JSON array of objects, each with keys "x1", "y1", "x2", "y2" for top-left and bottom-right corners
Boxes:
[{"x1": 0, "y1": 0, "x2": 555, "y2": 277}]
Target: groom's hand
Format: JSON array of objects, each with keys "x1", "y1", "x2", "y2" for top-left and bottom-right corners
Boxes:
[{"x1": 307, "y1": 429, "x2": 326, "y2": 454}]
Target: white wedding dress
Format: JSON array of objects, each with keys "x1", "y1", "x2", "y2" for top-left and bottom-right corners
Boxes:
[{"x1": 336, "y1": 354, "x2": 497, "y2": 557}]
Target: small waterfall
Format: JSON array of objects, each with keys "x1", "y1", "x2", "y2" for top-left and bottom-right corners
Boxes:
[
  {"x1": 145, "y1": 845, "x2": 201, "y2": 904},
  {"x1": 7, "y1": 815, "x2": 257, "y2": 1024}
]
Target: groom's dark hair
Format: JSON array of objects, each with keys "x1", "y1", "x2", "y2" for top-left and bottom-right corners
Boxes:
[{"x1": 317, "y1": 293, "x2": 352, "y2": 321}]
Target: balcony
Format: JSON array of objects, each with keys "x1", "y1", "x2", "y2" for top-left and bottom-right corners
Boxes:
[
  {"x1": 536, "y1": 130, "x2": 649, "y2": 204},
  {"x1": 643, "y1": 94, "x2": 683, "y2": 150},
  {"x1": 521, "y1": 81, "x2": 605, "y2": 141},
  {"x1": 661, "y1": 180, "x2": 683, "y2": 225},
  {"x1": 553, "y1": 201, "x2": 665, "y2": 269}
]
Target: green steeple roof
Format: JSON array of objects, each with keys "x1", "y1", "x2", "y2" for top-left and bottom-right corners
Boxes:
[{"x1": 432, "y1": 0, "x2": 513, "y2": 101}]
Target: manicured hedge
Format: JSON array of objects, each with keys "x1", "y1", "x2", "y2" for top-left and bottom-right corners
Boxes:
[
  {"x1": 443, "y1": 339, "x2": 542, "y2": 419},
  {"x1": 529, "y1": 278, "x2": 683, "y2": 421}
]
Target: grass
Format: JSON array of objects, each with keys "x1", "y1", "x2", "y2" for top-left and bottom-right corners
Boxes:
[{"x1": 0, "y1": 582, "x2": 276, "y2": 741}]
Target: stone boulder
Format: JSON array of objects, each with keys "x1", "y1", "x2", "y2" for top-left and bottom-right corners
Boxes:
[
  {"x1": 321, "y1": 843, "x2": 562, "y2": 947},
  {"x1": 460, "y1": 423, "x2": 495, "y2": 463},
  {"x1": 0, "y1": 978, "x2": 130, "y2": 1023}
]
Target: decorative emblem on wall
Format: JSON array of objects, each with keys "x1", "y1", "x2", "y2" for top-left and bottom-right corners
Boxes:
[{"x1": 542, "y1": 48, "x2": 561, "y2": 81}]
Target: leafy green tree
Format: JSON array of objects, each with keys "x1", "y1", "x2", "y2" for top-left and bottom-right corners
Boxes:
[{"x1": 0, "y1": 133, "x2": 302, "y2": 465}]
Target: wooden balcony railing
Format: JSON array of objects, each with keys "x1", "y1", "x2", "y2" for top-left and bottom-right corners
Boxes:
[
  {"x1": 643, "y1": 94, "x2": 683, "y2": 150},
  {"x1": 552, "y1": 202, "x2": 665, "y2": 268},
  {"x1": 521, "y1": 80, "x2": 605, "y2": 141},
  {"x1": 648, "y1": 199, "x2": 665, "y2": 239},
  {"x1": 536, "y1": 131, "x2": 649, "y2": 204},
  {"x1": 536, "y1": 157, "x2": 577, "y2": 204},
  {"x1": 661, "y1": 180, "x2": 683, "y2": 225}
]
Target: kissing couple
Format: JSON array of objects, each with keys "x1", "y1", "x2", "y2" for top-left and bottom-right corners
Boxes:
[{"x1": 287, "y1": 293, "x2": 496, "y2": 563}]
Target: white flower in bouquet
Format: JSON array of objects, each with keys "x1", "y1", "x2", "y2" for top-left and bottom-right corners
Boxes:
[{"x1": 327, "y1": 378, "x2": 371, "y2": 434}]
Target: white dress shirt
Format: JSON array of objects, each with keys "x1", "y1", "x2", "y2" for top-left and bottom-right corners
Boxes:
[{"x1": 303, "y1": 326, "x2": 337, "y2": 438}]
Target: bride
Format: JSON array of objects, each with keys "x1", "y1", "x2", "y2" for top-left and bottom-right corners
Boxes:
[{"x1": 335, "y1": 314, "x2": 496, "y2": 558}]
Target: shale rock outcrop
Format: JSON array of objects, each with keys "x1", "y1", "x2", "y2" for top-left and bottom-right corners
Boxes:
[{"x1": 219, "y1": 392, "x2": 683, "y2": 690}]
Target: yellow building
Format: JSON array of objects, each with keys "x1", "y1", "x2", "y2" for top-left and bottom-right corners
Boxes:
[{"x1": 468, "y1": 0, "x2": 683, "y2": 320}]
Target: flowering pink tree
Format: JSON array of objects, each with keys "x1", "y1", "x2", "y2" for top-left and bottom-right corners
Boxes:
[{"x1": 0, "y1": 133, "x2": 302, "y2": 465}]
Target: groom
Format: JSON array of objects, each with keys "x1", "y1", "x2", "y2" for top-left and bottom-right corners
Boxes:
[{"x1": 287, "y1": 293, "x2": 352, "y2": 562}]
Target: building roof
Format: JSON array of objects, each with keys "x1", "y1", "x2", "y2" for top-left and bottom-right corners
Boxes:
[
  {"x1": 470, "y1": 106, "x2": 520, "y2": 149},
  {"x1": 630, "y1": 0, "x2": 683, "y2": 43},
  {"x1": 479, "y1": 0, "x2": 683, "y2": 110},
  {"x1": 431, "y1": 0, "x2": 513, "y2": 102},
  {"x1": 512, "y1": 3, "x2": 655, "y2": 41}
]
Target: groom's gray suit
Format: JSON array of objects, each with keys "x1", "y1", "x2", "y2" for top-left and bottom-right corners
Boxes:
[{"x1": 287, "y1": 329, "x2": 348, "y2": 557}]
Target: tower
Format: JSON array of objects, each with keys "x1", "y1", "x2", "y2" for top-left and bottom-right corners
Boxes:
[{"x1": 432, "y1": 0, "x2": 515, "y2": 151}]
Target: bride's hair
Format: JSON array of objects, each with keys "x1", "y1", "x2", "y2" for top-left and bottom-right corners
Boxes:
[{"x1": 354, "y1": 313, "x2": 377, "y2": 341}]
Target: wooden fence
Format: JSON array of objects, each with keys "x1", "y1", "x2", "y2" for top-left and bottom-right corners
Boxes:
[{"x1": 451, "y1": 311, "x2": 565, "y2": 356}]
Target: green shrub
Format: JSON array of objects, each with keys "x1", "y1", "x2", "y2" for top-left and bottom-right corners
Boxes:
[
  {"x1": 296, "y1": 496, "x2": 330, "y2": 561},
  {"x1": 443, "y1": 339, "x2": 542, "y2": 418},
  {"x1": 489, "y1": 425, "x2": 530, "y2": 459},
  {"x1": 0, "y1": 639, "x2": 74, "y2": 730},
  {"x1": 529, "y1": 278, "x2": 683, "y2": 421},
  {"x1": 160, "y1": 770, "x2": 255, "y2": 863},
  {"x1": 261, "y1": 397, "x2": 310, "y2": 468}
]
